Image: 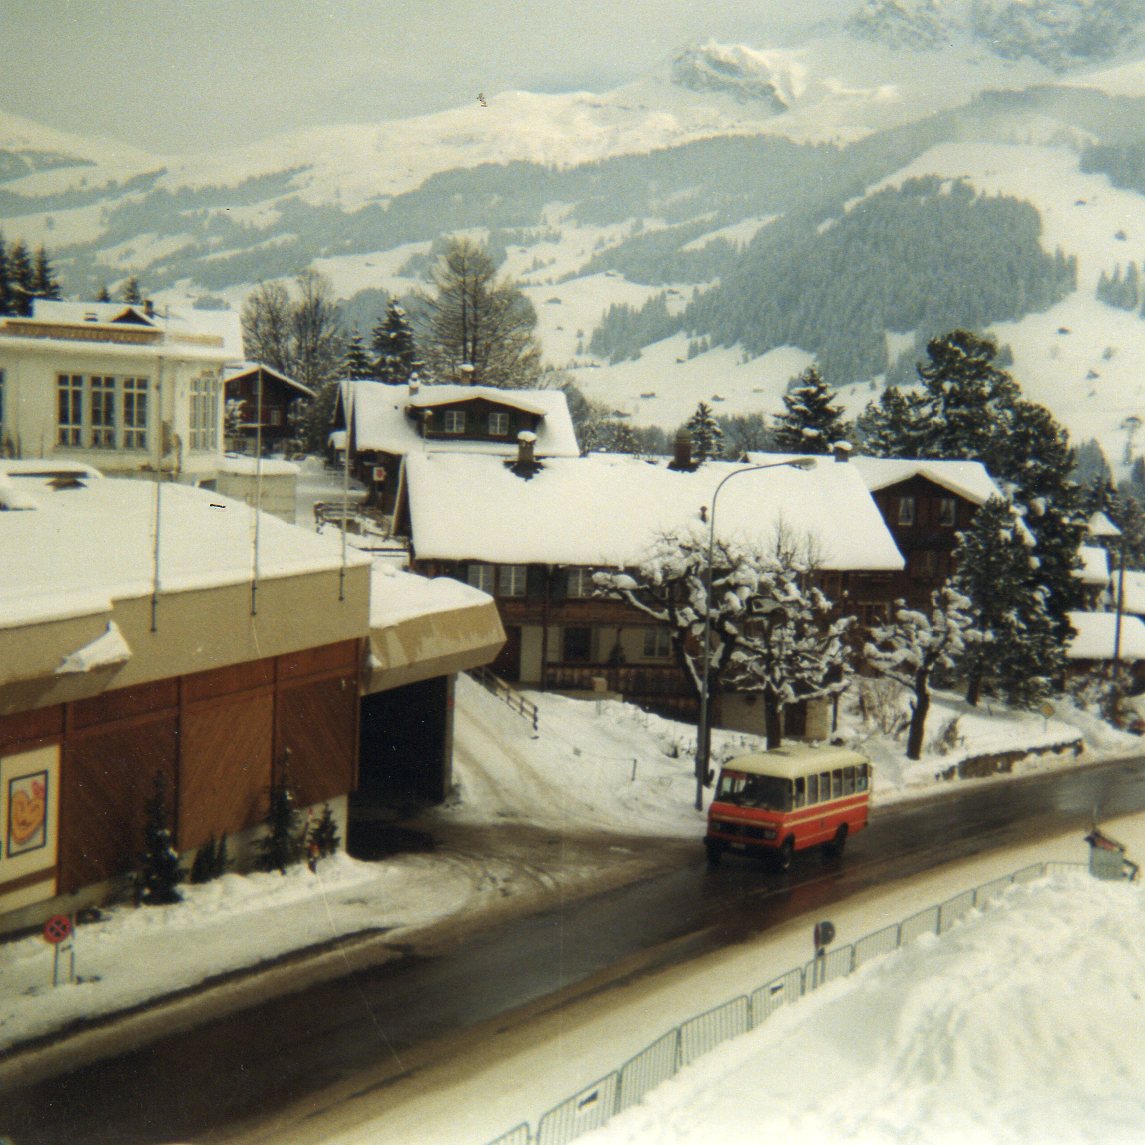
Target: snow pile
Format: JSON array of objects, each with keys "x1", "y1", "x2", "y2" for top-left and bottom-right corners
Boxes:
[{"x1": 582, "y1": 873, "x2": 1145, "y2": 1145}]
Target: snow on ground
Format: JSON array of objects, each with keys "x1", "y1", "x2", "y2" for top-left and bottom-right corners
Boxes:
[{"x1": 580, "y1": 867, "x2": 1145, "y2": 1145}]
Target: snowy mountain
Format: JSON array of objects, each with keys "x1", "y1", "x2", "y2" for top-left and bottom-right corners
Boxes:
[{"x1": 4, "y1": 2, "x2": 1145, "y2": 471}]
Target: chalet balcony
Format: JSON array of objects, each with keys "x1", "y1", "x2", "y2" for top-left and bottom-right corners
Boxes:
[{"x1": 543, "y1": 661, "x2": 695, "y2": 718}]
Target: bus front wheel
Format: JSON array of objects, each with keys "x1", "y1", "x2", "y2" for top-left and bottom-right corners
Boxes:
[
  {"x1": 825, "y1": 824, "x2": 848, "y2": 860},
  {"x1": 775, "y1": 836, "x2": 795, "y2": 873}
]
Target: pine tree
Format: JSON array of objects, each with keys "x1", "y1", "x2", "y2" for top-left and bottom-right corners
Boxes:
[
  {"x1": 371, "y1": 300, "x2": 420, "y2": 385},
  {"x1": 257, "y1": 765, "x2": 304, "y2": 875},
  {"x1": 683, "y1": 402, "x2": 725, "y2": 463},
  {"x1": 137, "y1": 771, "x2": 183, "y2": 905},
  {"x1": 31, "y1": 246, "x2": 60, "y2": 302},
  {"x1": 0, "y1": 234, "x2": 10, "y2": 316},
  {"x1": 95, "y1": 283, "x2": 112, "y2": 303},
  {"x1": 772, "y1": 365, "x2": 849, "y2": 453},
  {"x1": 341, "y1": 330, "x2": 374, "y2": 379},
  {"x1": 189, "y1": 833, "x2": 231, "y2": 883},
  {"x1": 307, "y1": 804, "x2": 341, "y2": 868},
  {"x1": 855, "y1": 385, "x2": 930, "y2": 457},
  {"x1": 8, "y1": 241, "x2": 35, "y2": 316},
  {"x1": 864, "y1": 586, "x2": 974, "y2": 761},
  {"x1": 951, "y1": 497, "x2": 1062, "y2": 708},
  {"x1": 121, "y1": 275, "x2": 143, "y2": 305}
]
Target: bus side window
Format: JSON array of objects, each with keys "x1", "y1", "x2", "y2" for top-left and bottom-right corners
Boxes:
[
  {"x1": 831, "y1": 770, "x2": 843, "y2": 799},
  {"x1": 807, "y1": 774, "x2": 819, "y2": 803},
  {"x1": 794, "y1": 776, "x2": 806, "y2": 808},
  {"x1": 856, "y1": 764, "x2": 869, "y2": 792},
  {"x1": 820, "y1": 772, "x2": 831, "y2": 801},
  {"x1": 843, "y1": 766, "x2": 855, "y2": 795}
]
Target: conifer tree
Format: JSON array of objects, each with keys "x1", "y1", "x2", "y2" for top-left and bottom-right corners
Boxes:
[
  {"x1": 341, "y1": 330, "x2": 374, "y2": 379},
  {"x1": 137, "y1": 772, "x2": 183, "y2": 905},
  {"x1": 31, "y1": 246, "x2": 60, "y2": 302},
  {"x1": 951, "y1": 497, "x2": 1062, "y2": 708},
  {"x1": 0, "y1": 235, "x2": 10, "y2": 316},
  {"x1": 95, "y1": 283, "x2": 112, "y2": 303},
  {"x1": 307, "y1": 804, "x2": 341, "y2": 866},
  {"x1": 257, "y1": 764, "x2": 304, "y2": 875},
  {"x1": 855, "y1": 385, "x2": 930, "y2": 457},
  {"x1": 683, "y1": 401, "x2": 725, "y2": 463},
  {"x1": 8, "y1": 241, "x2": 35, "y2": 316},
  {"x1": 371, "y1": 300, "x2": 420, "y2": 385},
  {"x1": 121, "y1": 275, "x2": 143, "y2": 305},
  {"x1": 773, "y1": 365, "x2": 849, "y2": 453}
]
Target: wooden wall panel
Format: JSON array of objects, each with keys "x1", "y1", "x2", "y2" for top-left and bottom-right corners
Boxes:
[
  {"x1": 59, "y1": 716, "x2": 177, "y2": 894},
  {"x1": 180, "y1": 693, "x2": 273, "y2": 850},
  {"x1": 0, "y1": 705, "x2": 64, "y2": 753},
  {"x1": 71, "y1": 679, "x2": 178, "y2": 730},
  {"x1": 277, "y1": 640, "x2": 358, "y2": 681},
  {"x1": 182, "y1": 658, "x2": 274, "y2": 704},
  {"x1": 277, "y1": 673, "x2": 357, "y2": 806}
]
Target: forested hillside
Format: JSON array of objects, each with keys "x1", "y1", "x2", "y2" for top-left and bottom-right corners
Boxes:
[{"x1": 684, "y1": 178, "x2": 1076, "y2": 383}]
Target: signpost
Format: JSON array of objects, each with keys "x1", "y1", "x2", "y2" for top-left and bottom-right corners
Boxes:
[
  {"x1": 43, "y1": 913, "x2": 76, "y2": 987},
  {"x1": 812, "y1": 920, "x2": 835, "y2": 989}
]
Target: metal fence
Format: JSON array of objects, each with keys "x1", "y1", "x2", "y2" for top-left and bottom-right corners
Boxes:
[{"x1": 480, "y1": 860, "x2": 1088, "y2": 1145}]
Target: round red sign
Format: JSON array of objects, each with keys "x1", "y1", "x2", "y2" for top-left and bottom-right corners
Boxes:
[{"x1": 43, "y1": 914, "x2": 72, "y2": 945}]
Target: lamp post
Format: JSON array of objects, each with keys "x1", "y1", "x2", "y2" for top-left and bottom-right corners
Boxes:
[{"x1": 693, "y1": 456, "x2": 817, "y2": 810}]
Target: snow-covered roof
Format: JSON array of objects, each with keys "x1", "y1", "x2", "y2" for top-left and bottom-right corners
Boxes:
[
  {"x1": 1077, "y1": 545, "x2": 1111, "y2": 586},
  {"x1": 0, "y1": 299, "x2": 244, "y2": 362},
  {"x1": 370, "y1": 560, "x2": 495, "y2": 628},
  {"x1": 838, "y1": 455, "x2": 1004, "y2": 505},
  {"x1": 1065, "y1": 611, "x2": 1145, "y2": 662},
  {"x1": 1119, "y1": 570, "x2": 1145, "y2": 616},
  {"x1": 0, "y1": 475, "x2": 370, "y2": 630},
  {"x1": 404, "y1": 453, "x2": 904, "y2": 571},
  {"x1": 344, "y1": 380, "x2": 580, "y2": 458},
  {"x1": 224, "y1": 361, "x2": 315, "y2": 399}
]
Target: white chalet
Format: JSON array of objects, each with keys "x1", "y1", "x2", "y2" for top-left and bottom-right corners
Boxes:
[{"x1": 0, "y1": 300, "x2": 243, "y2": 485}]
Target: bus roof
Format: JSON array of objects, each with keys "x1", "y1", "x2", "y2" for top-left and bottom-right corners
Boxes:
[{"x1": 720, "y1": 745, "x2": 871, "y2": 781}]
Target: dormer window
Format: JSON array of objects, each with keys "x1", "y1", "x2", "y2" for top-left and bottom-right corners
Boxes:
[
  {"x1": 939, "y1": 497, "x2": 957, "y2": 527},
  {"x1": 443, "y1": 410, "x2": 466, "y2": 434},
  {"x1": 489, "y1": 411, "x2": 510, "y2": 436}
]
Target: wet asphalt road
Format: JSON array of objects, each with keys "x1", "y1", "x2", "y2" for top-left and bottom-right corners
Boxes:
[{"x1": 3, "y1": 753, "x2": 1144, "y2": 1145}]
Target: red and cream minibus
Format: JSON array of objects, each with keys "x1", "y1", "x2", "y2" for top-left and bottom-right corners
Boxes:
[{"x1": 705, "y1": 744, "x2": 872, "y2": 869}]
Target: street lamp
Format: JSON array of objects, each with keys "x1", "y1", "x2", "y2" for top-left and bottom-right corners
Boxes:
[{"x1": 694, "y1": 456, "x2": 817, "y2": 810}]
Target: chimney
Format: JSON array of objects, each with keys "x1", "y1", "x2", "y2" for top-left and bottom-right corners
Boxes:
[
  {"x1": 508, "y1": 430, "x2": 542, "y2": 479},
  {"x1": 144, "y1": 298, "x2": 155, "y2": 318},
  {"x1": 408, "y1": 372, "x2": 420, "y2": 396},
  {"x1": 458, "y1": 363, "x2": 476, "y2": 386},
  {"x1": 669, "y1": 428, "x2": 693, "y2": 471},
  {"x1": 832, "y1": 440, "x2": 852, "y2": 463}
]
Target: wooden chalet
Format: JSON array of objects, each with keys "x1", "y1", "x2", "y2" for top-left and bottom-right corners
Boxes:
[{"x1": 223, "y1": 362, "x2": 314, "y2": 453}]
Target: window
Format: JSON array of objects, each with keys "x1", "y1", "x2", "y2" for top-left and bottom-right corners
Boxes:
[
  {"x1": 122, "y1": 378, "x2": 148, "y2": 450},
  {"x1": 189, "y1": 375, "x2": 219, "y2": 451},
  {"x1": 89, "y1": 376, "x2": 116, "y2": 448},
  {"x1": 268, "y1": 406, "x2": 284, "y2": 427},
  {"x1": 443, "y1": 409, "x2": 466, "y2": 434},
  {"x1": 831, "y1": 770, "x2": 843, "y2": 799},
  {"x1": 488, "y1": 411, "x2": 510, "y2": 436},
  {"x1": 467, "y1": 563, "x2": 495, "y2": 593},
  {"x1": 642, "y1": 627, "x2": 672, "y2": 658},
  {"x1": 856, "y1": 763, "x2": 870, "y2": 792},
  {"x1": 793, "y1": 776, "x2": 806, "y2": 808},
  {"x1": 807, "y1": 774, "x2": 819, "y2": 803},
  {"x1": 567, "y1": 567, "x2": 596, "y2": 597},
  {"x1": 909, "y1": 550, "x2": 938, "y2": 580},
  {"x1": 939, "y1": 497, "x2": 957, "y2": 527},
  {"x1": 563, "y1": 626, "x2": 591, "y2": 661},
  {"x1": 842, "y1": 766, "x2": 855, "y2": 795},
  {"x1": 819, "y1": 772, "x2": 831, "y2": 801},
  {"x1": 57, "y1": 374, "x2": 83, "y2": 446},
  {"x1": 501, "y1": 565, "x2": 527, "y2": 597},
  {"x1": 897, "y1": 496, "x2": 915, "y2": 526}
]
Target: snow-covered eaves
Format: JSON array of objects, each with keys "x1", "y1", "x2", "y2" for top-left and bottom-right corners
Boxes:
[
  {"x1": 834, "y1": 455, "x2": 1004, "y2": 505},
  {"x1": 1066, "y1": 611, "x2": 1145, "y2": 662},
  {"x1": 405, "y1": 452, "x2": 904, "y2": 571},
  {"x1": 224, "y1": 361, "x2": 315, "y2": 400},
  {"x1": 1077, "y1": 545, "x2": 1111, "y2": 586},
  {"x1": 366, "y1": 561, "x2": 505, "y2": 690},
  {"x1": 1118, "y1": 570, "x2": 1145, "y2": 617},
  {"x1": 55, "y1": 621, "x2": 131, "y2": 675},
  {"x1": 345, "y1": 380, "x2": 580, "y2": 459},
  {"x1": 0, "y1": 475, "x2": 370, "y2": 631},
  {"x1": 0, "y1": 299, "x2": 244, "y2": 362}
]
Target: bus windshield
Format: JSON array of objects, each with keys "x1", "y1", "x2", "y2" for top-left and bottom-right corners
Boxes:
[{"x1": 715, "y1": 771, "x2": 792, "y2": 812}]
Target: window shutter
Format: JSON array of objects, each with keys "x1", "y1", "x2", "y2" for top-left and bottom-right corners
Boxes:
[
  {"x1": 526, "y1": 565, "x2": 547, "y2": 601},
  {"x1": 551, "y1": 568, "x2": 569, "y2": 601}
]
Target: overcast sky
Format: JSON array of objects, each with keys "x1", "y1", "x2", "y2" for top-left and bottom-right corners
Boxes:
[{"x1": 3, "y1": 0, "x2": 843, "y2": 153}]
